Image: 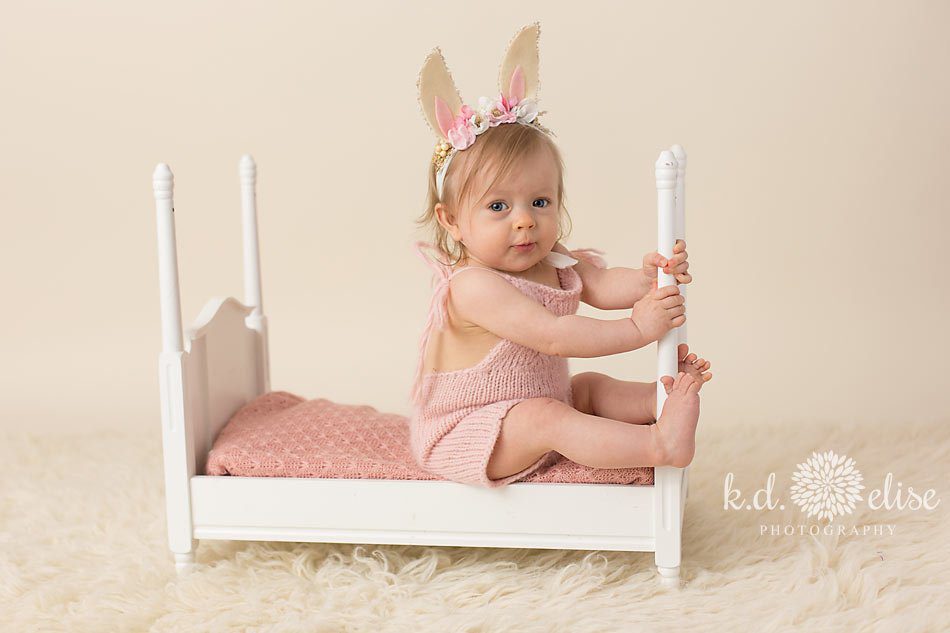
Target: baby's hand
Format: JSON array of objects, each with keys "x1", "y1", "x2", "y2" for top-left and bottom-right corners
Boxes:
[
  {"x1": 630, "y1": 280, "x2": 686, "y2": 342},
  {"x1": 643, "y1": 239, "x2": 692, "y2": 285}
]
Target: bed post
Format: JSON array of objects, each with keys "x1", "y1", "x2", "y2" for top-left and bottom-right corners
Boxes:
[
  {"x1": 671, "y1": 145, "x2": 687, "y2": 345},
  {"x1": 654, "y1": 148, "x2": 686, "y2": 587},
  {"x1": 671, "y1": 144, "x2": 691, "y2": 517},
  {"x1": 153, "y1": 163, "x2": 199, "y2": 575},
  {"x1": 240, "y1": 154, "x2": 271, "y2": 393}
]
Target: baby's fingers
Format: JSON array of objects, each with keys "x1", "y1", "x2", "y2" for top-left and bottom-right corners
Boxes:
[
  {"x1": 664, "y1": 258, "x2": 688, "y2": 274},
  {"x1": 660, "y1": 292, "x2": 685, "y2": 307},
  {"x1": 667, "y1": 252, "x2": 688, "y2": 265},
  {"x1": 644, "y1": 251, "x2": 667, "y2": 268}
]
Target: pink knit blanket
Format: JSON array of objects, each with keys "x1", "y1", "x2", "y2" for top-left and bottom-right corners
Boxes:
[{"x1": 205, "y1": 391, "x2": 654, "y2": 485}]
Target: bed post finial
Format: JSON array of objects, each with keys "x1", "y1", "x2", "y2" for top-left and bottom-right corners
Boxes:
[
  {"x1": 153, "y1": 163, "x2": 183, "y2": 353},
  {"x1": 240, "y1": 154, "x2": 262, "y2": 315},
  {"x1": 239, "y1": 154, "x2": 271, "y2": 393}
]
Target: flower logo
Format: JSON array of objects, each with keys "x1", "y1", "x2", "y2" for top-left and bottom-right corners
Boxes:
[{"x1": 790, "y1": 450, "x2": 865, "y2": 523}]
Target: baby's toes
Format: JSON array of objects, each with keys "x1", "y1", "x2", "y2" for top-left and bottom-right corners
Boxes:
[
  {"x1": 694, "y1": 369, "x2": 713, "y2": 390},
  {"x1": 676, "y1": 372, "x2": 696, "y2": 394},
  {"x1": 681, "y1": 357, "x2": 705, "y2": 379},
  {"x1": 677, "y1": 343, "x2": 690, "y2": 361},
  {"x1": 660, "y1": 375, "x2": 675, "y2": 394},
  {"x1": 670, "y1": 371, "x2": 687, "y2": 392},
  {"x1": 687, "y1": 375, "x2": 703, "y2": 394},
  {"x1": 699, "y1": 360, "x2": 712, "y2": 377}
]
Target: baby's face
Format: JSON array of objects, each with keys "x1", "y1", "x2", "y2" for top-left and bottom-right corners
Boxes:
[{"x1": 448, "y1": 147, "x2": 560, "y2": 273}]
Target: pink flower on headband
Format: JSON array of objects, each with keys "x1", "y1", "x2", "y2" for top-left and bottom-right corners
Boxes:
[
  {"x1": 480, "y1": 93, "x2": 518, "y2": 127},
  {"x1": 447, "y1": 122, "x2": 475, "y2": 150},
  {"x1": 446, "y1": 104, "x2": 477, "y2": 150}
]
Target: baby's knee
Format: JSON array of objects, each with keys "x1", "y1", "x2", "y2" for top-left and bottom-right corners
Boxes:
[
  {"x1": 513, "y1": 397, "x2": 564, "y2": 420},
  {"x1": 500, "y1": 397, "x2": 563, "y2": 454},
  {"x1": 508, "y1": 397, "x2": 567, "y2": 427},
  {"x1": 513, "y1": 397, "x2": 574, "y2": 450},
  {"x1": 570, "y1": 372, "x2": 608, "y2": 414}
]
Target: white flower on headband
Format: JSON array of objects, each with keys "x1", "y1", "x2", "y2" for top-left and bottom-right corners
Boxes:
[
  {"x1": 470, "y1": 110, "x2": 491, "y2": 134},
  {"x1": 514, "y1": 99, "x2": 539, "y2": 123}
]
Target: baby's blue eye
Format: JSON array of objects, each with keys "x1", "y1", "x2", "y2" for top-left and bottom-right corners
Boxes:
[{"x1": 488, "y1": 199, "x2": 550, "y2": 212}]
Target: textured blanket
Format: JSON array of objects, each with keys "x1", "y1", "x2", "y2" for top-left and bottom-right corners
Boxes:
[{"x1": 205, "y1": 391, "x2": 654, "y2": 485}]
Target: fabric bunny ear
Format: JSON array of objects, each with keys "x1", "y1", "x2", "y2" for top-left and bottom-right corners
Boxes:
[
  {"x1": 417, "y1": 47, "x2": 465, "y2": 140},
  {"x1": 498, "y1": 21, "x2": 541, "y2": 104}
]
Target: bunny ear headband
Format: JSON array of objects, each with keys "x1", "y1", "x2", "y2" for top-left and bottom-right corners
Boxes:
[{"x1": 416, "y1": 22, "x2": 555, "y2": 200}]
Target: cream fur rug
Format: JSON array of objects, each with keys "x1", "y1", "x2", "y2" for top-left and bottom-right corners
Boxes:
[{"x1": 1, "y1": 416, "x2": 947, "y2": 632}]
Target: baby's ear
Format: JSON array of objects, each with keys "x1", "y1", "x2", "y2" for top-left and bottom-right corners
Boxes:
[
  {"x1": 417, "y1": 47, "x2": 465, "y2": 140},
  {"x1": 497, "y1": 22, "x2": 541, "y2": 104}
]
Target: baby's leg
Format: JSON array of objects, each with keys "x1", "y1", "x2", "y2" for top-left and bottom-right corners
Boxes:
[
  {"x1": 572, "y1": 344, "x2": 713, "y2": 425},
  {"x1": 488, "y1": 372, "x2": 700, "y2": 478},
  {"x1": 571, "y1": 372, "x2": 656, "y2": 424}
]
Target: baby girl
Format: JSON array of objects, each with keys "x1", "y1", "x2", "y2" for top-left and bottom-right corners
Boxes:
[{"x1": 409, "y1": 24, "x2": 712, "y2": 488}]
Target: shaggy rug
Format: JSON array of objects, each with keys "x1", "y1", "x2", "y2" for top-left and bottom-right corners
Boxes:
[{"x1": 1, "y1": 415, "x2": 947, "y2": 632}]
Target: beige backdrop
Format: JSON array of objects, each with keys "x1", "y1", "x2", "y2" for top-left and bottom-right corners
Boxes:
[{"x1": 1, "y1": 1, "x2": 947, "y2": 432}]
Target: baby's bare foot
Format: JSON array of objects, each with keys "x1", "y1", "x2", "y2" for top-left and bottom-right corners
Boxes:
[
  {"x1": 677, "y1": 343, "x2": 712, "y2": 391},
  {"x1": 652, "y1": 371, "x2": 701, "y2": 468}
]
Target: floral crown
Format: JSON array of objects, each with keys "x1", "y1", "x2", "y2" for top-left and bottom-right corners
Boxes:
[{"x1": 417, "y1": 22, "x2": 555, "y2": 199}]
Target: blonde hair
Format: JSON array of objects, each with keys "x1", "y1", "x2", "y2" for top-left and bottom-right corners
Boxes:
[{"x1": 414, "y1": 123, "x2": 573, "y2": 266}]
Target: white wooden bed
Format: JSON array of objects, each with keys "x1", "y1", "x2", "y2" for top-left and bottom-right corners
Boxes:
[{"x1": 152, "y1": 146, "x2": 692, "y2": 587}]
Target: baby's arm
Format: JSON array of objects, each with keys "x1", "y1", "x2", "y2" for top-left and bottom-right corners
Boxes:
[
  {"x1": 551, "y1": 241, "x2": 651, "y2": 310},
  {"x1": 449, "y1": 270, "x2": 650, "y2": 358},
  {"x1": 579, "y1": 264, "x2": 652, "y2": 310}
]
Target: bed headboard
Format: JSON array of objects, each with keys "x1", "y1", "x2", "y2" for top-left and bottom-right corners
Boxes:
[
  {"x1": 182, "y1": 297, "x2": 268, "y2": 473},
  {"x1": 153, "y1": 156, "x2": 271, "y2": 477}
]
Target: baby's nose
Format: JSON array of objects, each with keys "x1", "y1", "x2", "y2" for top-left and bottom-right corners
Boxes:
[{"x1": 513, "y1": 209, "x2": 536, "y2": 229}]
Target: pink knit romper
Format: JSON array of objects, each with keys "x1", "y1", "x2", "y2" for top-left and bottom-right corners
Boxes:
[{"x1": 408, "y1": 240, "x2": 607, "y2": 488}]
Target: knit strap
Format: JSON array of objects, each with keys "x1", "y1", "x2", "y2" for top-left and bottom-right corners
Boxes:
[
  {"x1": 570, "y1": 248, "x2": 608, "y2": 269},
  {"x1": 412, "y1": 241, "x2": 515, "y2": 328}
]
